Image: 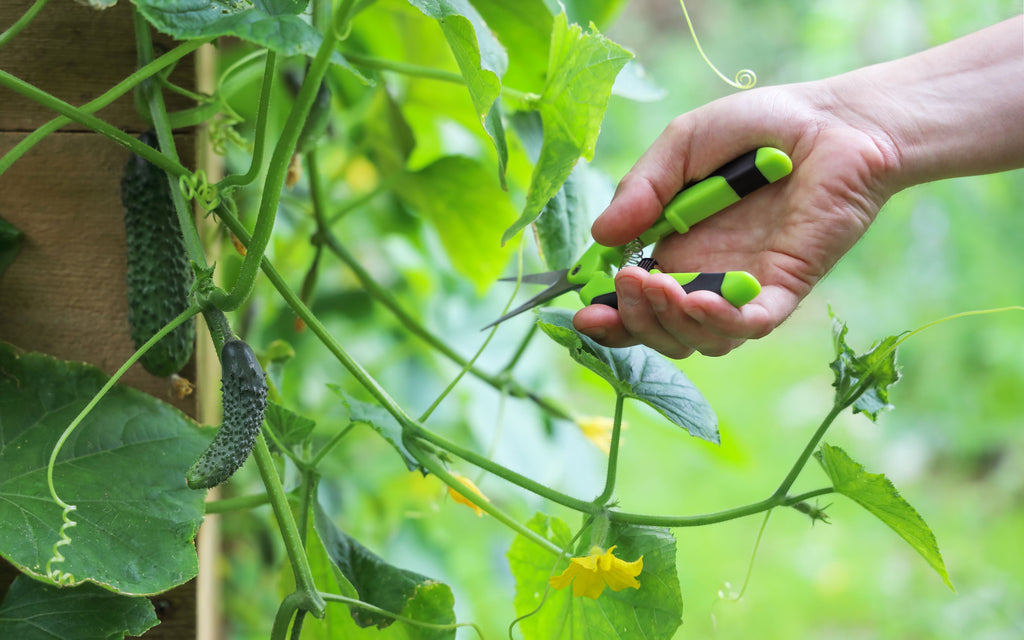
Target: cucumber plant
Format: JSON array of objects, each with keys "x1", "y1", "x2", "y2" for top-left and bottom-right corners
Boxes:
[{"x1": 0, "y1": 1, "x2": 1021, "y2": 640}]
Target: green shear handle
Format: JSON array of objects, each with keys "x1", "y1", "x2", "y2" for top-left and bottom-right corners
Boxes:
[{"x1": 484, "y1": 147, "x2": 793, "y2": 329}]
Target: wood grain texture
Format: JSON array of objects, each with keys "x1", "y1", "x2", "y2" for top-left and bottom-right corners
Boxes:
[
  {"x1": 0, "y1": 0, "x2": 195, "y2": 131},
  {"x1": 1, "y1": 3, "x2": 204, "y2": 638}
]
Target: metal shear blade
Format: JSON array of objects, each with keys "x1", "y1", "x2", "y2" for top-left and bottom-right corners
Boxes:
[{"x1": 483, "y1": 269, "x2": 580, "y2": 329}]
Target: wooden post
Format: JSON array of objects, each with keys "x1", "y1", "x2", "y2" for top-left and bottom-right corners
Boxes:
[{"x1": 0, "y1": 2, "x2": 207, "y2": 638}]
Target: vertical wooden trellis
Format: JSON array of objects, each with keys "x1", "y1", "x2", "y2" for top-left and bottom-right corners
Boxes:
[{"x1": 0, "y1": 2, "x2": 216, "y2": 637}]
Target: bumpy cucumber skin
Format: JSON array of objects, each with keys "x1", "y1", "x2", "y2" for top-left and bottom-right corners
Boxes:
[
  {"x1": 186, "y1": 339, "x2": 268, "y2": 489},
  {"x1": 121, "y1": 131, "x2": 195, "y2": 377}
]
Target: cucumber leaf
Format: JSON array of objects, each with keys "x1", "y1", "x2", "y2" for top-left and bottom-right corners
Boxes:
[
  {"x1": 533, "y1": 170, "x2": 591, "y2": 271},
  {"x1": 314, "y1": 502, "x2": 456, "y2": 636},
  {"x1": 467, "y1": 0, "x2": 552, "y2": 93},
  {"x1": 396, "y1": 155, "x2": 517, "y2": 291},
  {"x1": 830, "y1": 309, "x2": 902, "y2": 420},
  {"x1": 0, "y1": 343, "x2": 210, "y2": 595},
  {"x1": 0, "y1": 215, "x2": 24, "y2": 277},
  {"x1": 501, "y1": 13, "x2": 632, "y2": 244},
  {"x1": 409, "y1": 0, "x2": 510, "y2": 186},
  {"x1": 507, "y1": 513, "x2": 682, "y2": 640},
  {"x1": 559, "y1": 0, "x2": 629, "y2": 28},
  {"x1": 537, "y1": 308, "x2": 718, "y2": 443},
  {"x1": 0, "y1": 574, "x2": 159, "y2": 640},
  {"x1": 264, "y1": 401, "x2": 316, "y2": 449},
  {"x1": 816, "y1": 443, "x2": 953, "y2": 590},
  {"x1": 134, "y1": 0, "x2": 363, "y2": 78},
  {"x1": 331, "y1": 389, "x2": 423, "y2": 474}
]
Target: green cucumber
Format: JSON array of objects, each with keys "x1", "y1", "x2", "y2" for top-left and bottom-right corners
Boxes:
[
  {"x1": 186, "y1": 339, "x2": 268, "y2": 489},
  {"x1": 121, "y1": 131, "x2": 195, "y2": 377}
]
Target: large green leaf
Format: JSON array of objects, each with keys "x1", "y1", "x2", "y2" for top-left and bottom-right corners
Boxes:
[
  {"x1": 830, "y1": 309, "x2": 903, "y2": 420},
  {"x1": 314, "y1": 502, "x2": 456, "y2": 637},
  {"x1": 134, "y1": 0, "x2": 362, "y2": 77},
  {"x1": 501, "y1": 13, "x2": 632, "y2": 244},
  {"x1": 0, "y1": 574, "x2": 158, "y2": 640},
  {"x1": 537, "y1": 308, "x2": 719, "y2": 443},
  {"x1": 507, "y1": 513, "x2": 682, "y2": 639},
  {"x1": 467, "y1": 0, "x2": 552, "y2": 92},
  {"x1": 0, "y1": 215, "x2": 24, "y2": 277},
  {"x1": 396, "y1": 155, "x2": 517, "y2": 291},
  {"x1": 409, "y1": 0, "x2": 509, "y2": 185},
  {"x1": 533, "y1": 170, "x2": 587, "y2": 271},
  {"x1": 0, "y1": 343, "x2": 210, "y2": 595},
  {"x1": 816, "y1": 443, "x2": 953, "y2": 590}
]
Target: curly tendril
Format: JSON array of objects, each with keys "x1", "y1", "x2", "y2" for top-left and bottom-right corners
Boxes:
[
  {"x1": 679, "y1": 0, "x2": 757, "y2": 90},
  {"x1": 45, "y1": 502, "x2": 78, "y2": 586},
  {"x1": 179, "y1": 170, "x2": 221, "y2": 211}
]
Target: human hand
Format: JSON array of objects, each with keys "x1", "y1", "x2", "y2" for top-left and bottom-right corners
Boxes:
[{"x1": 572, "y1": 82, "x2": 899, "y2": 358}]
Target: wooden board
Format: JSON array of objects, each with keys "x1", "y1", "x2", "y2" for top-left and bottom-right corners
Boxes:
[
  {"x1": 0, "y1": 2, "x2": 205, "y2": 638},
  {"x1": 0, "y1": 132, "x2": 199, "y2": 410},
  {"x1": 0, "y1": 0, "x2": 194, "y2": 132}
]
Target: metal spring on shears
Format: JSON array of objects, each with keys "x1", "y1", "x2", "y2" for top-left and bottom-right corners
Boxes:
[{"x1": 620, "y1": 238, "x2": 644, "y2": 268}]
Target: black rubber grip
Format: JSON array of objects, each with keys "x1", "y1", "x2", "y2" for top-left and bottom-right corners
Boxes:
[
  {"x1": 710, "y1": 149, "x2": 769, "y2": 198},
  {"x1": 589, "y1": 272, "x2": 727, "y2": 310}
]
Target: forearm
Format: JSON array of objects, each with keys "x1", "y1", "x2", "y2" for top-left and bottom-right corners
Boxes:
[{"x1": 825, "y1": 15, "x2": 1024, "y2": 190}]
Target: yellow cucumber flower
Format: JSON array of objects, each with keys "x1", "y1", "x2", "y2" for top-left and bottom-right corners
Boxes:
[
  {"x1": 575, "y1": 416, "x2": 627, "y2": 454},
  {"x1": 448, "y1": 473, "x2": 490, "y2": 516},
  {"x1": 549, "y1": 545, "x2": 643, "y2": 599}
]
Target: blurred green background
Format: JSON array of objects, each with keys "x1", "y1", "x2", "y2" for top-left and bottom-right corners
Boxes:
[{"x1": 215, "y1": 1, "x2": 1024, "y2": 638}]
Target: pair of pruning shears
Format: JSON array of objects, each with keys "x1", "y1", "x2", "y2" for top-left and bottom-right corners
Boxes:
[{"x1": 485, "y1": 147, "x2": 793, "y2": 329}]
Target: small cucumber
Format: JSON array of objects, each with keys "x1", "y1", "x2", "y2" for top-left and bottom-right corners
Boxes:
[
  {"x1": 121, "y1": 131, "x2": 195, "y2": 377},
  {"x1": 186, "y1": 339, "x2": 268, "y2": 489}
]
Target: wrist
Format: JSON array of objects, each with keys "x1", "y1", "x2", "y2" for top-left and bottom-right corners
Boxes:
[{"x1": 824, "y1": 16, "x2": 1024, "y2": 191}]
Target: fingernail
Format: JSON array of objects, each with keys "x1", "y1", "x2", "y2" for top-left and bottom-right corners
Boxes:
[
  {"x1": 646, "y1": 288, "x2": 668, "y2": 313},
  {"x1": 619, "y1": 276, "x2": 643, "y2": 307},
  {"x1": 688, "y1": 306, "x2": 706, "y2": 323}
]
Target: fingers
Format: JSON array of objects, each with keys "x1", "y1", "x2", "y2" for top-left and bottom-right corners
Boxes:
[
  {"x1": 573, "y1": 268, "x2": 786, "y2": 359},
  {"x1": 591, "y1": 92, "x2": 786, "y2": 247}
]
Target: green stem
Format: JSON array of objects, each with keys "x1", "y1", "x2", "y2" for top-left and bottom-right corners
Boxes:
[
  {"x1": 717, "y1": 510, "x2": 773, "y2": 604},
  {"x1": 252, "y1": 434, "x2": 326, "y2": 618},
  {"x1": 271, "y1": 592, "x2": 305, "y2": 640},
  {"x1": 593, "y1": 394, "x2": 625, "y2": 506},
  {"x1": 204, "y1": 492, "x2": 274, "y2": 514},
  {"x1": 608, "y1": 496, "x2": 777, "y2": 528},
  {"x1": 772, "y1": 385, "x2": 863, "y2": 500},
  {"x1": 0, "y1": 0, "x2": 50, "y2": 49},
  {"x1": 218, "y1": 51, "x2": 277, "y2": 190},
  {"x1": 783, "y1": 487, "x2": 835, "y2": 505},
  {"x1": 46, "y1": 304, "x2": 201, "y2": 505},
  {"x1": 408, "y1": 425, "x2": 593, "y2": 514},
  {"x1": 503, "y1": 322, "x2": 538, "y2": 372},
  {"x1": 308, "y1": 423, "x2": 356, "y2": 469},
  {"x1": 206, "y1": 17, "x2": 340, "y2": 312},
  {"x1": 340, "y1": 51, "x2": 535, "y2": 104},
  {"x1": 409, "y1": 443, "x2": 562, "y2": 556},
  {"x1": 322, "y1": 233, "x2": 572, "y2": 421},
  {"x1": 216, "y1": 207, "x2": 592, "y2": 516},
  {"x1": 342, "y1": 51, "x2": 464, "y2": 83},
  {"x1": 0, "y1": 71, "x2": 193, "y2": 180},
  {"x1": 296, "y1": 471, "x2": 319, "y2": 544},
  {"x1": 133, "y1": 11, "x2": 209, "y2": 270},
  {"x1": 215, "y1": 207, "x2": 418, "y2": 439},
  {"x1": 0, "y1": 38, "x2": 206, "y2": 175},
  {"x1": 320, "y1": 593, "x2": 485, "y2": 639},
  {"x1": 303, "y1": 150, "x2": 570, "y2": 421}
]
